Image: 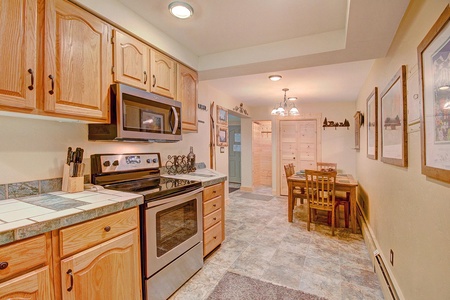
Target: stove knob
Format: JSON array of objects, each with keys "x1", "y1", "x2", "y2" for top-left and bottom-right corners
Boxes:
[
  {"x1": 103, "y1": 161, "x2": 111, "y2": 167},
  {"x1": 153, "y1": 158, "x2": 158, "y2": 163},
  {"x1": 112, "y1": 160, "x2": 119, "y2": 166},
  {"x1": 146, "y1": 159, "x2": 151, "y2": 164}
]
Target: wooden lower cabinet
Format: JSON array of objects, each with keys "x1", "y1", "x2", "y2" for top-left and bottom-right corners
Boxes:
[
  {"x1": 0, "y1": 233, "x2": 53, "y2": 300},
  {"x1": 60, "y1": 230, "x2": 140, "y2": 300},
  {"x1": 0, "y1": 266, "x2": 53, "y2": 300},
  {"x1": 202, "y1": 182, "x2": 225, "y2": 257}
]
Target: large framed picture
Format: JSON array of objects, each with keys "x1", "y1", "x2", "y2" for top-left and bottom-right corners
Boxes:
[
  {"x1": 217, "y1": 105, "x2": 228, "y2": 125},
  {"x1": 367, "y1": 88, "x2": 378, "y2": 160},
  {"x1": 418, "y1": 5, "x2": 450, "y2": 183},
  {"x1": 217, "y1": 125, "x2": 228, "y2": 146},
  {"x1": 380, "y1": 65, "x2": 408, "y2": 167}
]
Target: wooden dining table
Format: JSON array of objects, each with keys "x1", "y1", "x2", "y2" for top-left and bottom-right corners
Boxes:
[{"x1": 287, "y1": 173, "x2": 359, "y2": 233}]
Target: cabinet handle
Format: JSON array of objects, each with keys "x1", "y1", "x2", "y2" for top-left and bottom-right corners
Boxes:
[
  {"x1": 104, "y1": 226, "x2": 111, "y2": 232},
  {"x1": 143, "y1": 71, "x2": 148, "y2": 84},
  {"x1": 67, "y1": 269, "x2": 74, "y2": 292},
  {"x1": 0, "y1": 261, "x2": 8, "y2": 270},
  {"x1": 212, "y1": 190, "x2": 217, "y2": 193},
  {"x1": 48, "y1": 75, "x2": 54, "y2": 95},
  {"x1": 152, "y1": 74, "x2": 156, "y2": 87},
  {"x1": 213, "y1": 217, "x2": 217, "y2": 221},
  {"x1": 28, "y1": 69, "x2": 34, "y2": 90},
  {"x1": 213, "y1": 204, "x2": 217, "y2": 207}
]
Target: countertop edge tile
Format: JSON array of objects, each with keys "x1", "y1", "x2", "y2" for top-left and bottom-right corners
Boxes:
[{"x1": 0, "y1": 190, "x2": 144, "y2": 246}]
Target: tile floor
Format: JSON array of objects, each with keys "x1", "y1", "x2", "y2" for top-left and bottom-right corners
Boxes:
[{"x1": 171, "y1": 186, "x2": 384, "y2": 300}]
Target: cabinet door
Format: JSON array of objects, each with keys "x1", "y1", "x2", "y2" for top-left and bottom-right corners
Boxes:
[
  {"x1": 112, "y1": 29, "x2": 149, "y2": 90},
  {"x1": 177, "y1": 64, "x2": 198, "y2": 131},
  {"x1": 44, "y1": 0, "x2": 110, "y2": 122},
  {"x1": 0, "y1": 267, "x2": 52, "y2": 300},
  {"x1": 0, "y1": 0, "x2": 37, "y2": 110},
  {"x1": 60, "y1": 230, "x2": 141, "y2": 300},
  {"x1": 150, "y1": 49, "x2": 176, "y2": 99}
]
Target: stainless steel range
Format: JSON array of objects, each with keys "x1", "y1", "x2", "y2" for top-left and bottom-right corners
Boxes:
[{"x1": 91, "y1": 153, "x2": 203, "y2": 300}]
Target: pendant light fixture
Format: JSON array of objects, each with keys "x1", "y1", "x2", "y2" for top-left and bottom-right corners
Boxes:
[{"x1": 271, "y1": 88, "x2": 300, "y2": 116}]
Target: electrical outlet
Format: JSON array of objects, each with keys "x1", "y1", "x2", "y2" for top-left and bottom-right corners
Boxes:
[{"x1": 390, "y1": 249, "x2": 394, "y2": 266}]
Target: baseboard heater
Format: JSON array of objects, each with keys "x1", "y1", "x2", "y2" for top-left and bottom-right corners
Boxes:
[{"x1": 374, "y1": 250, "x2": 399, "y2": 300}]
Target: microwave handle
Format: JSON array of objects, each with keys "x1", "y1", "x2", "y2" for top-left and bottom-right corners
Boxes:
[{"x1": 170, "y1": 106, "x2": 179, "y2": 134}]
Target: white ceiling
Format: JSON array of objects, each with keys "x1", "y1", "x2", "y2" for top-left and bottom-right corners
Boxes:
[{"x1": 118, "y1": 0, "x2": 410, "y2": 106}]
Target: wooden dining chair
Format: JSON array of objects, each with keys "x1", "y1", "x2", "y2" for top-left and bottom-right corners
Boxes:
[
  {"x1": 316, "y1": 162, "x2": 337, "y2": 172},
  {"x1": 305, "y1": 169, "x2": 339, "y2": 235},
  {"x1": 284, "y1": 164, "x2": 306, "y2": 206},
  {"x1": 316, "y1": 162, "x2": 349, "y2": 228}
]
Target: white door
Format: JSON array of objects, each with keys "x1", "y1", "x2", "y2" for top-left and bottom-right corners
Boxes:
[{"x1": 280, "y1": 120, "x2": 318, "y2": 195}]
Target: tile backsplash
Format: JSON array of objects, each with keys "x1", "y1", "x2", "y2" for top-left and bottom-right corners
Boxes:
[{"x1": 0, "y1": 175, "x2": 89, "y2": 200}]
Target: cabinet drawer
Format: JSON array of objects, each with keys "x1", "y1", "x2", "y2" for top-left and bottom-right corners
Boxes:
[
  {"x1": 203, "y1": 208, "x2": 222, "y2": 230},
  {"x1": 0, "y1": 234, "x2": 47, "y2": 281},
  {"x1": 203, "y1": 183, "x2": 223, "y2": 201},
  {"x1": 203, "y1": 222, "x2": 222, "y2": 256},
  {"x1": 203, "y1": 196, "x2": 222, "y2": 216},
  {"x1": 60, "y1": 208, "x2": 138, "y2": 257}
]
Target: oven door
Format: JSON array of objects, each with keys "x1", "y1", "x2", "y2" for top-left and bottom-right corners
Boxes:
[{"x1": 144, "y1": 188, "x2": 203, "y2": 277}]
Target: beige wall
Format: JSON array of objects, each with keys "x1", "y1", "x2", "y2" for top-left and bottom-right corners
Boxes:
[{"x1": 355, "y1": 1, "x2": 450, "y2": 299}]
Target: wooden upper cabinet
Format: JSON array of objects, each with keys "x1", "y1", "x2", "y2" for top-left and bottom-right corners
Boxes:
[
  {"x1": 177, "y1": 64, "x2": 198, "y2": 132},
  {"x1": 44, "y1": 0, "x2": 110, "y2": 122},
  {"x1": 150, "y1": 49, "x2": 177, "y2": 99},
  {"x1": 112, "y1": 29, "x2": 149, "y2": 90},
  {"x1": 0, "y1": 0, "x2": 37, "y2": 111}
]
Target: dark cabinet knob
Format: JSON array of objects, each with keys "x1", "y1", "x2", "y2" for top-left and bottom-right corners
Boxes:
[
  {"x1": 0, "y1": 262, "x2": 8, "y2": 270},
  {"x1": 104, "y1": 226, "x2": 111, "y2": 232}
]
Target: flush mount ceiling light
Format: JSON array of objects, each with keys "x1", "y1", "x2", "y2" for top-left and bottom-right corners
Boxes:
[
  {"x1": 271, "y1": 88, "x2": 299, "y2": 116},
  {"x1": 168, "y1": 1, "x2": 194, "y2": 19},
  {"x1": 268, "y1": 75, "x2": 282, "y2": 81}
]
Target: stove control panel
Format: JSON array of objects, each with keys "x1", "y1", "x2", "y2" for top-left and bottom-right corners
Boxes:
[{"x1": 92, "y1": 153, "x2": 161, "y2": 173}]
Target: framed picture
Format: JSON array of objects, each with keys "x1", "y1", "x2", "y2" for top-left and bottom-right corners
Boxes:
[
  {"x1": 418, "y1": 5, "x2": 450, "y2": 183},
  {"x1": 217, "y1": 105, "x2": 228, "y2": 125},
  {"x1": 354, "y1": 111, "x2": 362, "y2": 150},
  {"x1": 217, "y1": 125, "x2": 228, "y2": 146},
  {"x1": 141, "y1": 111, "x2": 163, "y2": 133},
  {"x1": 380, "y1": 65, "x2": 408, "y2": 167},
  {"x1": 367, "y1": 88, "x2": 379, "y2": 160}
]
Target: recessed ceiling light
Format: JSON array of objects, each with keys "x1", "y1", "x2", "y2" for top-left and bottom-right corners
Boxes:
[
  {"x1": 168, "y1": 2, "x2": 194, "y2": 19},
  {"x1": 269, "y1": 75, "x2": 282, "y2": 81}
]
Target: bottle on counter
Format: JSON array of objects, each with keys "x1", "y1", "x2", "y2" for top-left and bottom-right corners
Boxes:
[{"x1": 187, "y1": 146, "x2": 196, "y2": 172}]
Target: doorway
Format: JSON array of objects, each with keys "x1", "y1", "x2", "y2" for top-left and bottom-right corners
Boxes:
[
  {"x1": 228, "y1": 115, "x2": 241, "y2": 193},
  {"x1": 252, "y1": 121, "x2": 272, "y2": 188}
]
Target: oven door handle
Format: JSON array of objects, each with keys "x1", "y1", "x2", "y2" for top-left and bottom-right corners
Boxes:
[{"x1": 146, "y1": 187, "x2": 204, "y2": 208}]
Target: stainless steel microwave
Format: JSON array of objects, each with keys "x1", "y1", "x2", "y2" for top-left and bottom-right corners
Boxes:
[{"x1": 89, "y1": 84, "x2": 182, "y2": 142}]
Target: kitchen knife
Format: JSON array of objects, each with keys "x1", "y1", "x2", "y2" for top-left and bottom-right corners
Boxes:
[{"x1": 66, "y1": 147, "x2": 72, "y2": 165}]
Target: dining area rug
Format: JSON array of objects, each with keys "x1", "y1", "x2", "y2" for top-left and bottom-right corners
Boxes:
[{"x1": 207, "y1": 272, "x2": 328, "y2": 300}]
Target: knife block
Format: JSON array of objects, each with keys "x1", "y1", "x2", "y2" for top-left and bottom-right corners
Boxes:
[{"x1": 62, "y1": 164, "x2": 84, "y2": 193}]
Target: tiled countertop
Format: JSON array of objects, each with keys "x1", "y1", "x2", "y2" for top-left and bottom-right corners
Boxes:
[
  {"x1": 162, "y1": 168, "x2": 227, "y2": 187},
  {"x1": 0, "y1": 189, "x2": 143, "y2": 246}
]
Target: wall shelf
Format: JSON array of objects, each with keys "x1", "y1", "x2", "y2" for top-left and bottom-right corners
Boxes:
[{"x1": 322, "y1": 117, "x2": 350, "y2": 130}]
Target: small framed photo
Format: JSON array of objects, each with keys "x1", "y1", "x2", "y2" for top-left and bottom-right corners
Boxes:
[
  {"x1": 217, "y1": 105, "x2": 228, "y2": 125},
  {"x1": 418, "y1": 6, "x2": 450, "y2": 183},
  {"x1": 217, "y1": 125, "x2": 228, "y2": 146},
  {"x1": 380, "y1": 65, "x2": 408, "y2": 167},
  {"x1": 141, "y1": 111, "x2": 163, "y2": 133},
  {"x1": 367, "y1": 88, "x2": 379, "y2": 160}
]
